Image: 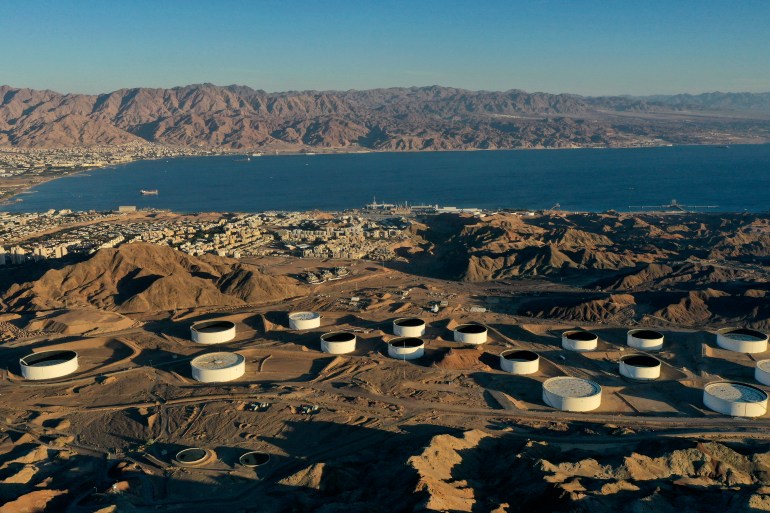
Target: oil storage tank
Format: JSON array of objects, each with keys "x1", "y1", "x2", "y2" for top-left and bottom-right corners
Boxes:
[
  {"x1": 20, "y1": 350, "x2": 79, "y2": 380},
  {"x1": 289, "y1": 311, "x2": 321, "y2": 330},
  {"x1": 499, "y1": 350, "x2": 540, "y2": 375},
  {"x1": 453, "y1": 323, "x2": 487, "y2": 345},
  {"x1": 703, "y1": 381, "x2": 768, "y2": 417},
  {"x1": 190, "y1": 352, "x2": 245, "y2": 383},
  {"x1": 755, "y1": 360, "x2": 770, "y2": 386},
  {"x1": 716, "y1": 328, "x2": 768, "y2": 354},
  {"x1": 542, "y1": 376, "x2": 602, "y2": 412},
  {"x1": 627, "y1": 329, "x2": 664, "y2": 351},
  {"x1": 320, "y1": 331, "x2": 357, "y2": 354},
  {"x1": 393, "y1": 318, "x2": 426, "y2": 337},
  {"x1": 562, "y1": 330, "x2": 598, "y2": 352},
  {"x1": 191, "y1": 320, "x2": 236, "y2": 344},
  {"x1": 619, "y1": 354, "x2": 661, "y2": 381},
  {"x1": 387, "y1": 337, "x2": 425, "y2": 360}
]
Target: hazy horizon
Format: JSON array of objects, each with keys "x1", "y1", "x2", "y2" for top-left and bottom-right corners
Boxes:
[{"x1": 2, "y1": 0, "x2": 769, "y2": 96}]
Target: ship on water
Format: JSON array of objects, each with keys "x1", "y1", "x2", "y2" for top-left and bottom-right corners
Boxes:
[{"x1": 140, "y1": 189, "x2": 159, "y2": 195}]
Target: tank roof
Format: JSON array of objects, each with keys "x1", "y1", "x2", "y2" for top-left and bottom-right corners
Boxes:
[
  {"x1": 757, "y1": 360, "x2": 770, "y2": 372},
  {"x1": 394, "y1": 318, "x2": 425, "y2": 326},
  {"x1": 321, "y1": 331, "x2": 356, "y2": 342},
  {"x1": 501, "y1": 349, "x2": 539, "y2": 362},
  {"x1": 621, "y1": 354, "x2": 661, "y2": 367},
  {"x1": 192, "y1": 320, "x2": 236, "y2": 332},
  {"x1": 191, "y1": 352, "x2": 244, "y2": 370},
  {"x1": 564, "y1": 330, "x2": 598, "y2": 341},
  {"x1": 704, "y1": 382, "x2": 768, "y2": 403},
  {"x1": 389, "y1": 337, "x2": 423, "y2": 348},
  {"x1": 543, "y1": 376, "x2": 601, "y2": 397},
  {"x1": 20, "y1": 350, "x2": 78, "y2": 367},
  {"x1": 456, "y1": 323, "x2": 486, "y2": 334},
  {"x1": 289, "y1": 311, "x2": 320, "y2": 320},
  {"x1": 629, "y1": 329, "x2": 663, "y2": 339},
  {"x1": 719, "y1": 328, "x2": 767, "y2": 342}
]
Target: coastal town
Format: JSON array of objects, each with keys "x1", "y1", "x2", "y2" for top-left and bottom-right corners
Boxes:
[
  {"x1": 0, "y1": 143, "x2": 217, "y2": 203},
  {"x1": 0, "y1": 208, "x2": 414, "y2": 268}
]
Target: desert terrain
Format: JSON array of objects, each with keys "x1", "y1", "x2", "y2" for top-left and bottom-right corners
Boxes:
[{"x1": 2, "y1": 211, "x2": 770, "y2": 512}]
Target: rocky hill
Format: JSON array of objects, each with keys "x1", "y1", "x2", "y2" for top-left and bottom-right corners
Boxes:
[
  {"x1": 0, "y1": 242, "x2": 303, "y2": 313},
  {"x1": 407, "y1": 212, "x2": 770, "y2": 328},
  {"x1": 1, "y1": 84, "x2": 769, "y2": 149}
]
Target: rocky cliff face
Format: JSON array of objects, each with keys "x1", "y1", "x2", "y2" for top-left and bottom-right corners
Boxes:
[{"x1": 1, "y1": 84, "x2": 769, "y2": 149}]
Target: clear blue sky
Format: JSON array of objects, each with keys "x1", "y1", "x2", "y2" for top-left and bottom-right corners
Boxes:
[{"x1": 1, "y1": 0, "x2": 769, "y2": 95}]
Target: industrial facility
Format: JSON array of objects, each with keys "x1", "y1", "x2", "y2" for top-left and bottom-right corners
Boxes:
[
  {"x1": 190, "y1": 352, "x2": 245, "y2": 383},
  {"x1": 19, "y1": 350, "x2": 79, "y2": 380},
  {"x1": 288, "y1": 311, "x2": 321, "y2": 330},
  {"x1": 716, "y1": 328, "x2": 769, "y2": 353},
  {"x1": 627, "y1": 329, "x2": 664, "y2": 351},
  {"x1": 387, "y1": 337, "x2": 425, "y2": 360},
  {"x1": 499, "y1": 349, "x2": 539, "y2": 375},
  {"x1": 703, "y1": 381, "x2": 768, "y2": 417},
  {"x1": 542, "y1": 376, "x2": 602, "y2": 412},
  {"x1": 190, "y1": 320, "x2": 237, "y2": 344},
  {"x1": 453, "y1": 323, "x2": 488, "y2": 345},
  {"x1": 619, "y1": 354, "x2": 661, "y2": 381},
  {"x1": 320, "y1": 331, "x2": 357, "y2": 354},
  {"x1": 392, "y1": 317, "x2": 426, "y2": 337},
  {"x1": 561, "y1": 330, "x2": 598, "y2": 352}
]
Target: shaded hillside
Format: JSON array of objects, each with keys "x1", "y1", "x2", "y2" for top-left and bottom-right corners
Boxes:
[
  {"x1": 409, "y1": 212, "x2": 770, "y2": 327},
  {"x1": 1, "y1": 242, "x2": 303, "y2": 313},
  {"x1": 1, "y1": 84, "x2": 769, "y2": 149}
]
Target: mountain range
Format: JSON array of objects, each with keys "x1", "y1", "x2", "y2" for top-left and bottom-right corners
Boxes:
[{"x1": 1, "y1": 84, "x2": 770, "y2": 150}]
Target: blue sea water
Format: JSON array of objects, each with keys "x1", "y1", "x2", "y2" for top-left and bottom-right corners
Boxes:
[{"x1": 4, "y1": 145, "x2": 770, "y2": 213}]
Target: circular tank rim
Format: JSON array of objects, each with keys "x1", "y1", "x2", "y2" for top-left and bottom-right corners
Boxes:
[
  {"x1": 320, "y1": 331, "x2": 356, "y2": 343},
  {"x1": 388, "y1": 337, "x2": 424, "y2": 348},
  {"x1": 191, "y1": 320, "x2": 237, "y2": 333},
  {"x1": 628, "y1": 329, "x2": 664, "y2": 340},
  {"x1": 190, "y1": 351, "x2": 245, "y2": 370},
  {"x1": 500, "y1": 349, "x2": 539, "y2": 362},
  {"x1": 620, "y1": 354, "x2": 661, "y2": 368},
  {"x1": 704, "y1": 381, "x2": 769, "y2": 403},
  {"x1": 20, "y1": 349, "x2": 78, "y2": 367},
  {"x1": 288, "y1": 311, "x2": 321, "y2": 321},
  {"x1": 175, "y1": 447, "x2": 209, "y2": 464},
  {"x1": 455, "y1": 323, "x2": 487, "y2": 334},
  {"x1": 394, "y1": 317, "x2": 426, "y2": 327},
  {"x1": 239, "y1": 451, "x2": 271, "y2": 468},
  {"x1": 717, "y1": 327, "x2": 768, "y2": 341},
  {"x1": 542, "y1": 376, "x2": 602, "y2": 398},
  {"x1": 563, "y1": 330, "x2": 598, "y2": 342}
]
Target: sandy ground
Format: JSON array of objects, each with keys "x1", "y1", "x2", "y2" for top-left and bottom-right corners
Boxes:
[{"x1": 2, "y1": 260, "x2": 770, "y2": 511}]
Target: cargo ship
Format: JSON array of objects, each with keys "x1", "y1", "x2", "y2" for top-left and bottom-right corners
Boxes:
[{"x1": 140, "y1": 189, "x2": 159, "y2": 195}]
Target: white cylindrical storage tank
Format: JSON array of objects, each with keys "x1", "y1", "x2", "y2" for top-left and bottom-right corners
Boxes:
[
  {"x1": 191, "y1": 320, "x2": 236, "y2": 344},
  {"x1": 716, "y1": 328, "x2": 768, "y2": 354},
  {"x1": 320, "y1": 331, "x2": 357, "y2": 354},
  {"x1": 20, "y1": 350, "x2": 79, "y2": 380},
  {"x1": 703, "y1": 381, "x2": 768, "y2": 417},
  {"x1": 499, "y1": 350, "x2": 540, "y2": 375},
  {"x1": 619, "y1": 354, "x2": 661, "y2": 381},
  {"x1": 542, "y1": 376, "x2": 602, "y2": 412},
  {"x1": 387, "y1": 337, "x2": 425, "y2": 360},
  {"x1": 627, "y1": 329, "x2": 664, "y2": 351},
  {"x1": 190, "y1": 352, "x2": 245, "y2": 383},
  {"x1": 453, "y1": 324, "x2": 488, "y2": 345},
  {"x1": 393, "y1": 318, "x2": 426, "y2": 337},
  {"x1": 288, "y1": 311, "x2": 321, "y2": 330},
  {"x1": 755, "y1": 360, "x2": 770, "y2": 386},
  {"x1": 561, "y1": 330, "x2": 598, "y2": 352}
]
